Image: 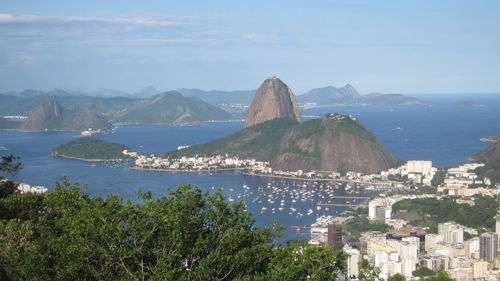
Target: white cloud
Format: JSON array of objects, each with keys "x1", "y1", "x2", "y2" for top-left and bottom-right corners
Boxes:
[
  {"x1": 241, "y1": 32, "x2": 277, "y2": 43},
  {"x1": 0, "y1": 13, "x2": 186, "y2": 27}
]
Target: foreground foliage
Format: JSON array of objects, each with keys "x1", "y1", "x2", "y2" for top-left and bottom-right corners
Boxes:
[{"x1": 0, "y1": 178, "x2": 347, "y2": 281}]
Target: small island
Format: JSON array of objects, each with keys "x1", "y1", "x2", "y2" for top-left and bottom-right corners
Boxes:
[
  {"x1": 52, "y1": 137, "x2": 134, "y2": 162},
  {"x1": 454, "y1": 101, "x2": 484, "y2": 107}
]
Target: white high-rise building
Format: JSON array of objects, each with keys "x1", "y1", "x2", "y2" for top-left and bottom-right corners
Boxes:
[
  {"x1": 438, "y1": 222, "x2": 464, "y2": 244},
  {"x1": 496, "y1": 214, "x2": 500, "y2": 250},
  {"x1": 345, "y1": 248, "x2": 361, "y2": 278}
]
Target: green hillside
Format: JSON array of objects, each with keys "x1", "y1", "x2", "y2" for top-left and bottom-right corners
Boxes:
[
  {"x1": 52, "y1": 137, "x2": 132, "y2": 161},
  {"x1": 472, "y1": 140, "x2": 500, "y2": 184},
  {"x1": 166, "y1": 114, "x2": 398, "y2": 174},
  {"x1": 113, "y1": 91, "x2": 232, "y2": 124},
  {"x1": 166, "y1": 118, "x2": 298, "y2": 160}
]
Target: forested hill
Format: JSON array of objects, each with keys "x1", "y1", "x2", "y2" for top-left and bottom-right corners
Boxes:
[
  {"x1": 52, "y1": 137, "x2": 132, "y2": 161},
  {"x1": 112, "y1": 91, "x2": 233, "y2": 125},
  {"x1": 472, "y1": 139, "x2": 500, "y2": 184},
  {"x1": 166, "y1": 114, "x2": 399, "y2": 174}
]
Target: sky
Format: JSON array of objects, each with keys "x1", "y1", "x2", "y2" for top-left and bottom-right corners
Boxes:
[{"x1": 0, "y1": 0, "x2": 499, "y2": 94}]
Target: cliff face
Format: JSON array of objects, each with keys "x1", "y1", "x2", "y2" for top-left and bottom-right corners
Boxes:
[
  {"x1": 244, "y1": 77, "x2": 301, "y2": 128},
  {"x1": 270, "y1": 114, "x2": 399, "y2": 174},
  {"x1": 20, "y1": 100, "x2": 63, "y2": 131}
]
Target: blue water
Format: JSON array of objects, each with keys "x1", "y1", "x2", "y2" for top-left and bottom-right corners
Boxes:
[{"x1": 1, "y1": 94, "x2": 499, "y2": 243}]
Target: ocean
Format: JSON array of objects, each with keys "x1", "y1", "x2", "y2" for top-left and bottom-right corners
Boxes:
[{"x1": 1, "y1": 93, "x2": 499, "y2": 243}]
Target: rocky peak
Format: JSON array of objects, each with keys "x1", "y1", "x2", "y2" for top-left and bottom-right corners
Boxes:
[
  {"x1": 20, "y1": 100, "x2": 63, "y2": 131},
  {"x1": 341, "y1": 84, "x2": 360, "y2": 98},
  {"x1": 244, "y1": 77, "x2": 301, "y2": 128}
]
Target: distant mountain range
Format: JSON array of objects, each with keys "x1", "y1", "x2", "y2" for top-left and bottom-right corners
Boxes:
[{"x1": 0, "y1": 84, "x2": 423, "y2": 116}]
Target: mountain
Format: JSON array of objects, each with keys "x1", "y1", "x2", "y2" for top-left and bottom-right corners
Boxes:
[
  {"x1": 47, "y1": 88, "x2": 73, "y2": 97},
  {"x1": 133, "y1": 86, "x2": 160, "y2": 98},
  {"x1": 297, "y1": 84, "x2": 360, "y2": 105},
  {"x1": 112, "y1": 91, "x2": 232, "y2": 125},
  {"x1": 19, "y1": 100, "x2": 64, "y2": 131},
  {"x1": 166, "y1": 114, "x2": 398, "y2": 174},
  {"x1": 360, "y1": 93, "x2": 423, "y2": 105},
  {"x1": 177, "y1": 88, "x2": 255, "y2": 109},
  {"x1": 19, "y1": 101, "x2": 112, "y2": 132},
  {"x1": 244, "y1": 77, "x2": 301, "y2": 128},
  {"x1": 472, "y1": 139, "x2": 500, "y2": 184},
  {"x1": 0, "y1": 93, "x2": 138, "y2": 116},
  {"x1": 297, "y1": 84, "x2": 423, "y2": 106}
]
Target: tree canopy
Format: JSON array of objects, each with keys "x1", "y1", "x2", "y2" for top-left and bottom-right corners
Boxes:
[{"x1": 0, "y1": 178, "x2": 348, "y2": 280}]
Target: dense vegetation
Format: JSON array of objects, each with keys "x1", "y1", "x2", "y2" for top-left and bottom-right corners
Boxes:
[
  {"x1": 392, "y1": 196, "x2": 497, "y2": 232},
  {"x1": 431, "y1": 168, "x2": 447, "y2": 187},
  {"x1": 165, "y1": 118, "x2": 299, "y2": 160},
  {"x1": 346, "y1": 217, "x2": 389, "y2": 239},
  {"x1": 113, "y1": 91, "x2": 232, "y2": 124},
  {"x1": 471, "y1": 140, "x2": 500, "y2": 184},
  {"x1": 0, "y1": 178, "x2": 349, "y2": 280},
  {"x1": 52, "y1": 137, "x2": 132, "y2": 161}
]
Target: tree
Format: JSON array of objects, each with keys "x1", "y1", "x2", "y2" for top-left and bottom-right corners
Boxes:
[
  {"x1": 413, "y1": 267, "x2": 435, "y2": 278},
  {"x1": 357, "y1": 260, "x2": 384, "y2": 281},
  {"x1": 423, "y1": 270, "x2": 455, "y2": 281},
  {"x1": 0, "y1": 155, "x2": 22, "y2": 198},
  {"x1": 388, "y1": 273, "x2": 406, "y2": 281},
  {"x1": 0, "y1": 178, "x2": 349, "y2": 280}
]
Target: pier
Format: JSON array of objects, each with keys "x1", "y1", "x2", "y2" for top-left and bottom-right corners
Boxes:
[{"x1": 317, "y1": 203, "x2": 363, "y2": 207}]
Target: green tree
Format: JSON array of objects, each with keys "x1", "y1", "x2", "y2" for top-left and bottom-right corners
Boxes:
[
  {"x1": 424, "y1": 270, "x2": 455, "y2": 281},
  {"x1": 413, "y1": 266, "x2": 435, "y2": 278},
  {"x1": 0, "y1": 155, "x2": 22, "y2": 198},
  {"x1": 0, "y1": 178, "x2": 349, "y2": 280},
  {"x1": 388, "y1": 273, "x2": 406, "y2": 281},
  {"x1": 357, "y1": 260, "x2": 384, "y2": 281}
]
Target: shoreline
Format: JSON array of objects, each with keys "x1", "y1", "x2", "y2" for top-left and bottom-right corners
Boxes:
[
  {"x1": 52, "y1": 154, "x2": 131, "y2": 162},
  {"x1": 130, "y1": 166, "x2": 247, "y2": 173},
  {"x1": 131, "y1": 165, "x2": 394, "y2": 186},
  {"x1": 480, "y1": 137, "x2": 498, "y2": 143}
]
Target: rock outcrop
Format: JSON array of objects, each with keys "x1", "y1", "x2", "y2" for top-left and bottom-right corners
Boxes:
[
  {"x1": 20, "y1": 100, "x2": 63, "y2": 131},
  {"x1": 244, "y1": 77, "x2": 301, "y2": 128}
]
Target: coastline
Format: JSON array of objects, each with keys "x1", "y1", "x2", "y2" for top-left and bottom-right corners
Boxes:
[
  {"x1": 480, "y1": 137, "x2": 498, "y2": 143},
  {"x1": 130, "y1": 166, "x2": 247, "y2": 173},
  {"x1": 131, "y1": 165, "x2": 394, "y2": 186},
  {"x1": 52, "y1": 154, "x2": 131, "y2": 162}
]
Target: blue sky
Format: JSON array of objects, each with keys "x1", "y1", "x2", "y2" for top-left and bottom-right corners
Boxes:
[{"x1": 0, "y1": 0, "x2": 499, "y2": 94}]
